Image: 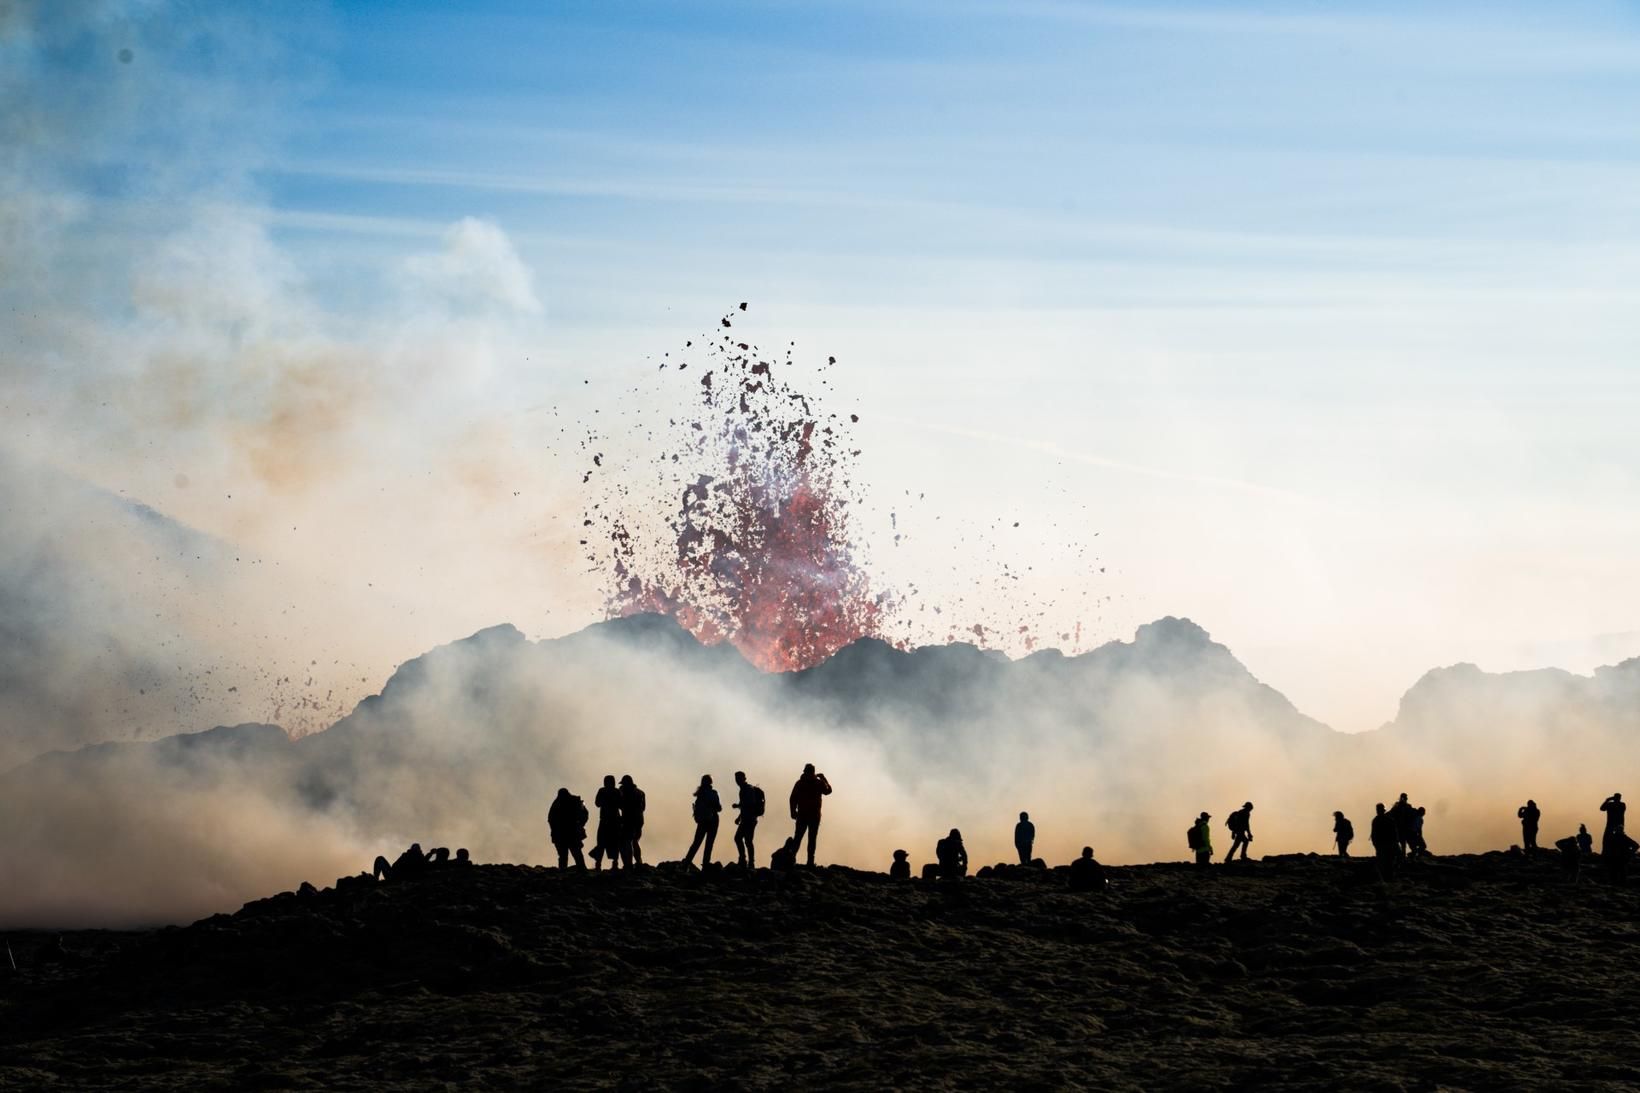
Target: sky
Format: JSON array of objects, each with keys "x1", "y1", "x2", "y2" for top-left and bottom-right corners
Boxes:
[{"x1": 5, "y1": 0, "x2": 1640, "y2": 735}]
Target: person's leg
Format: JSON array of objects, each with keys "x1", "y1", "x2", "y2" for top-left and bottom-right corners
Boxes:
[
  {"x1": 805, "y1": 816, "x2": 819, "y2": 865},
  {"x1": 733, "y1": 825, "x2": 747, "y2": 865},
  {"x1": 631, "y1": 827, "x2": 643, "y2": 866},
  {"x1": 702, "y1": 818, "x2": 717, "y2": 865},
  {"x1": 684, "y1": 823, "x2": 706, "y2": 865},
  {"x1": 556, "y1": 845, "x2": 567, "y2": 870},
  {"x1": 793, "y1": 817, "x2": 811, "y2": 862},
  {"x1": 571, "y1": 846, "x2": 585, "y2": 869},
  {"x1": 373, "y1": 855, "x2": 391, "y2": 881},
  {"x1": 745, "y1": 820, "x2": 756, "y2": 868}
]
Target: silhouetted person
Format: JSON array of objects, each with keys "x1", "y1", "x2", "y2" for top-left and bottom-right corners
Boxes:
[
  {"x1": 453, "y1": 848, "x2": 471, "y2": 867},
  {"x1": 1577, "y1": 823, "x2": 1594, "y2": 856},
  {"x1": 1518, "y1": 800, "x2": 1541, "y2": 852},
  {"x1": 593, "y1": 775, "x2": 624, "y2": 871},
  {"x1": 790, "y1": 763, "x2": 832, "y2": 867},
  {"x1": 1389, "y1": 793, "x2": 1416, "y2": 856},
  {"x1": 733, "y1": 770, "x2": 766, "y2": 868},
  {"x1": 890, "y1": 849, "x2": 911, "y2": 880},
  {"x1": 1409, "y1": 806, "x2": 1430, "y2": 857},
  {"x1": 426, "y1": 846, "x2": 450, "y2": 865},
  {"x1": 683, "y1": 774, "x2": 722, "y2": 868},
  {"x1": 1014, "y1": 811, "x2": 1035, "y2": 865},
  {"x1": 1069, "y1": 846, "x2": 1107, "y2": 892},
  {"x1": 1333, "y1": 811, "x2": 1354, "y2": 858},
  {"x1": 1601, "y1": 792, "x2": 1625, "y2": 837},
  {"x1": 1189, "y1": 812, "x2": 1213, "y2": 868},
  {"x1": 1370, "y1": 802, "x2": 1399, "y2": 871},
  {"x1": 619, "y1": 775, "x2": 646, "y2": 866},
  {"x1": 770, "y1": 836, "x2": 798, "y2": 872},
  {"x1": 548, "y1": 787, "x2": 589, "y2": 870},
  {"x1": 373, "y1": 843, "x2": 427, "y2": 882},
  {"x1": 1225, "y1": 802, "x2": 1254, "y2": 862},
  {"x1": 936, "y1": 828, "x2": 968, "y2": 879}
]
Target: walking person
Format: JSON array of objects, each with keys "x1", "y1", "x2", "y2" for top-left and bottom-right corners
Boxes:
[
  {"x1": 683, "y1": 774, "x2": 722, "y2": 868},
  {"x1": 1333, "y1": 811, "x2": 1354, "y2": 858},
  {"x1": 790, "y1": 763, "x2": 833, "y2": 867},
  {"x1": 1225, "y1": 802, "x2": 1254, "y2": 862}
]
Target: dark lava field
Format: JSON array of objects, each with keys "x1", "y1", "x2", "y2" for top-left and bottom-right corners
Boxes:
[{"x1": 4, "y1": 853, "x2": 1640, "y2": 1091}]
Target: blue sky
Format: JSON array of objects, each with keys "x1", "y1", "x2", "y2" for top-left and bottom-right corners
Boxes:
[{"x1": 7, "y1": 1, "x2": 1640, "y2": 730}]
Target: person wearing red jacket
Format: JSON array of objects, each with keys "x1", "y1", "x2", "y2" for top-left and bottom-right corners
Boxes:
[{"x1": 789, "y1": 763, "x2": 832, "y2": 867}]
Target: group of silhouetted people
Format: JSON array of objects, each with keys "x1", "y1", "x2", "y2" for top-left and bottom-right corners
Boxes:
[
  {"x1": 545, "y1": 764, "x2": 830, "y2": 872},
  {"x1": 548, "y1": 775, "x2": 648, "y2": 871},
  {"x1": 521, "y1": 771, "x2": 1640, "y2": 888},
  {"x1": 371, "y1": 843, "x2": 470, "y2": 881}
]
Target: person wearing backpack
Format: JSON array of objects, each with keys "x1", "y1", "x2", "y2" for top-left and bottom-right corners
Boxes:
[
  {"x1": 1224, "y1": 802, "x2": 1254, "y2": 862},
  {"x1": 547, "y1": 787, "x2": 588, "y2": 870},
  {"x1": 1188, "y1": 811, "x2": 1213, "y2": 868},
  {"x1": 1333, "y1": 810, "x2": 1354, "y2": 858},
  {"x1": 683, "y1": 774, "x2": 723, "y2": 868},
  {"x1": 733, "y1": 770, "x2": 765, "y2": 867}
]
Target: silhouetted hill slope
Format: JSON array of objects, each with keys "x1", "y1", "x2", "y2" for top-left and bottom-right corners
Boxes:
[{"x1": 4, "y1": 856, "x2": 1639, "y2": 1090}]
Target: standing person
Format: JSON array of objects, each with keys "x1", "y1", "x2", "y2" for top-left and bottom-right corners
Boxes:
[
  {"x1": 732, "y1": 770, "x2": 765, "y2": 868},
  {"x1": 593, "y1": 774, "x2": 624, "y2": 872},
  {"x1": 1189, "y1": 812, "x2": 1213, "y2": 868},
  {"x1": 547, "y1": 787, "x2": 588, "y2": 870},
  {"x1": 1577, "y1": 823, "x2": 1594, "y2": 856},
  {"x1": 789, "y1": 763, "x2": 833, "y2": 867},
  {"x1": 1389, "y1": 793, "x2": 1416, "y2": 856},
  {"x1": 1333, "y1": 811, "x2": 1354, "y2": 858},
  {"x1": 618, "y1": 774, "x2": 646, "y2": 866},
  {"x1": 1225, "y1": 802, "x2": 1254, "y2": 862},
  {"x1": 1600, "y1": 793, "x2": 1628, "y2": 883},
  {"x1": 1518, "y1": 800, "x2": 1541, "y2": 852},
  {"x1": 1409, "y1": 806, "x2": 1431, "y2": 857},
  {"x1": 1370, "y1": 802, "x2": 1400, "y2": 872},
  {"x1": 1014, "y1": 811, "x2": 1036, "y2": 865},
  {"x1": 683, "y1": 774, "x2": 722, "y2": 868},
  {"x1": 935, "y1": 829, "x2": 969, "y2": 879}
]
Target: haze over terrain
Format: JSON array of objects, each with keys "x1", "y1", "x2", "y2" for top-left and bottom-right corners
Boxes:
[{"x1": 4, "y1": 3, "x2": 1640, "y2": 928}]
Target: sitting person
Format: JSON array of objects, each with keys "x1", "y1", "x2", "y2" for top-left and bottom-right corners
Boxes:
[
  {"x1": 935, "y1": 829, "x2": 968, "y2": 879},
  {"x1": 1069, "y1": 846, "x2": 1107, "y2": 891},
  {"x1": 889, "y1": 849, "x2": 911, "y2": 880},
  {"x1": 769, "y1": 836, "x2": 799, "y2": 872},
  {"x1": 372, "y1": 843, "x2": 428, "y2": 882},
  {"x1": 453, "y1": 848, "x2": 472, "y2": 866},
  {"x1": 426, "y1": 846, "x2": 450, "y2": 865}
]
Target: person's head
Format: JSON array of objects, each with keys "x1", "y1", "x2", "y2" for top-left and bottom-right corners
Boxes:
[
  {"x1": 1244, "y1": 802, "x2": 1254, "y2": 811},
  {"x1": 620, "y1": 774, "x2": 634, "y2": 788},
  {"x1": 1580, "y1": 823, "x2": 1589, "y2": 833},
  {"x1": 409, "y1": 843, "x2": 421, "y2": 854},
  {"x1": 949, "y1": 828, "x2": 962, "y2": 840},
  {"x1": 735, "y1": 770, "x2": 747, "y2": 785},
  {"x1": 455, "y1": 848, "x2": 469, "y2": 863},
  {"x1": 1020, "y1": 811, "x2": 1029, "y2": 821},
  {"x1": 556, "y1": 787, "x2": 569, "y2": 799},
  {"x1": 1614, "y1": 792, "x2": 1624, "y2": 801},
  {"x1": 1376, "y1": 802, "x2": 1386, "y2": 815},
  {"x1": 1527, "y1": 799, "x2": 1536, "y2": 807},
  {"x1": 785, "y1": 837, "x2": 797, "y2": 850},
  {"x1": 1333, "y1": 810, "x2": 1343, "y2": 819},
  {"x1": 1399, "y1": 792, "x2": 1409, "y2": 803},
  {"x1": 1417, "y1": 806, "x2": 1426, "y2": 815},
  {"x1": 699, "y1": 774, "x2": 713, "y2": 788},
  {"x1": 1199, "y1": 812, "x2": 1210, "y2": 821},
  {"x1": 1081, "y1": 846, "x2": 1093, "y2": 859},
  {"x1": 893, "y1": 849, "x2": 908, "y2": 861},
  {"x1": 604, "y1": 774, "x2": 616, "y2": 788},
  {"x1": 803, "y1": 763, "x2": 816, "y2": 776}
]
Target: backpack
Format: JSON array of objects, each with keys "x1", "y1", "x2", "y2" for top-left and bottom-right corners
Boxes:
[
  {"x1": 747, "y1": 784, "x2": 766, "y2": 818},
  {"x1": 1186, "y1": 824, "x2": 1203, "y2": 850}
]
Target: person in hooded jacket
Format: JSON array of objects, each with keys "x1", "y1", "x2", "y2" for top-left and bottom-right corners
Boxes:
[{"x1": 547, "y1": 788, "x2": 589, "y2": 870}]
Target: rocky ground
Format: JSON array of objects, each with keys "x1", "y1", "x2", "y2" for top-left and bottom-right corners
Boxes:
[{"x1": 3, "y1": 853, "x2": 1639, "y2": 1091}]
